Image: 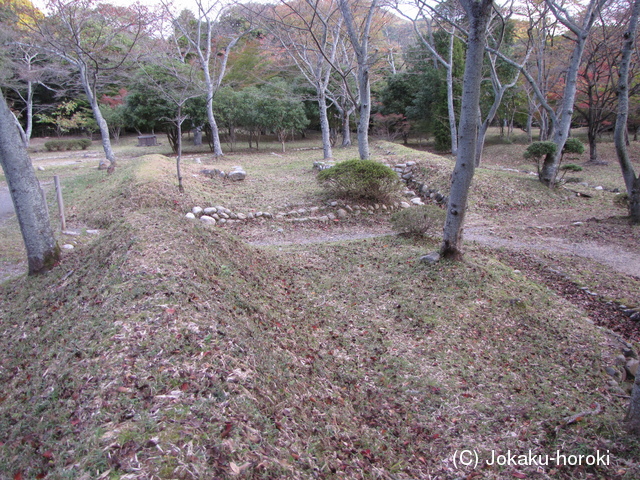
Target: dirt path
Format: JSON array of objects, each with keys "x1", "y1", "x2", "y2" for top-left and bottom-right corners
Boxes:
[
  {"x1": 244, "y1": 211, "x2": 640, "y2": 280},
  {"x1": 465, "y1": 229, "x2": 640, "y2": 278}
]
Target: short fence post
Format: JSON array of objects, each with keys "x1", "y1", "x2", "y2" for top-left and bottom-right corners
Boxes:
[{"x1": 54, "y1": 175, "x2": 66, "y2": 232}]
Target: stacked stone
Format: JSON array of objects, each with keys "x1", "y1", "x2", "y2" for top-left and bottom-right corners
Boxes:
[
  {"x1": 184, "y1": 199, "x2": 414, "y2": 227},
  {"x1": 391, "y1": 161, "x2": 449, "y2": 206},
  {"x1": 186, "y1": 206, "x2": 272, "y2": 226},
  {"x1": 201, "y1": 166, "x2": 247, "y2": 181},
  {"x1": 312, "y1": 161, "x2": 335, "y2": 171}
]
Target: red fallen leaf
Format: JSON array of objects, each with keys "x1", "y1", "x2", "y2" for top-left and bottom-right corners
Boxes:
[
  {"x1": 512, "y1": 472, "x2": 527, "y2": 479},
  {"x1": 13, "y1": 472, "x2": 23, "y2": 480},
  {"x1": 71, "y1": 418, "x2": 81, "y2": 426},
  {"x1": 361, "y1": 449, "x2": 372, "y2": 458},
  {"x1": 220, "y1": 422, "x2": 233, "y2": 438},
  {"x1": 180, "y1": 382, "x2": 189, "y2": 392},
  {"x1": 165, "y1": 308, "x2": 175, "y2": 314},
  {"x1": 43, "y1": 450, "x2": 54, "y2": 459},
  {"x1": 36, "y1": 473, "x2": 46, "y2": 479}
]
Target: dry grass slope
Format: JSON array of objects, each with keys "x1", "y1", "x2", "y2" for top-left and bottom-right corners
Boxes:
[{"x1": 0, "y1": 149, "x2": 639, "y2": 479}]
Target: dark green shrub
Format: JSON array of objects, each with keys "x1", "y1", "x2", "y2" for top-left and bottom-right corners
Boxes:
[
  {"x1": 44, "y1": 140, "x2": 64, "y2": 151},
  {"x1": 44, "y1": 138, "x2": 92, "y2": 151},
  {"x1": 77, "y1": 138, "x2": 91, "y2": 150},
  {"x1": 563, "y1": 138, "x2": 585, "y2": 155},
  {"x1": 390, "y1": 204, "x2": 446, "y2": 237},
  {"x1": 524, "y1": 141, "x2": 556, "y2": 174},
  {"x1": 558, "y1": 163, "x2": 583, "y2": 182},
  {"x1": 317, "y1": 159, "x2": 403, "y2": 204}
]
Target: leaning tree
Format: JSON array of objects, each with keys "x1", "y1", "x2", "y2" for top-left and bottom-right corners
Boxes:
[{"x1": 0, "y1": 92, "x2": 59, "y2": 274}]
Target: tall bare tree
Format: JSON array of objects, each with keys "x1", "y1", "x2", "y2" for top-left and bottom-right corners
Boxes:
[
  {"x1": 614, "y1": 0, "x2": 640, "y2": 226},
  {"x1": 616, "y1": 0, "x2": 640, "y2": 434},
  {"x1": 22, "y1": 0, "x2": 149, "y2": 171},
  {"x1": 338, "y1": 0, "x2": 379, "y2": 160},
  {"x1": 0, "y1": 0, "x2": 60, "y2": 147},
  {"x1": 440, "y1": 0, "x2": 494, "y2": 260},
  {"x1": 165, "y1": 0, "x2": 252, "y2": 157},
  {"x1": 394, "y1": 0, "x2": 462, "y2": 155},
  {"x1": 0, "y1": 92, "x2": 59, "y2": 274},
  {"x1": 259, "y1": 0, "x2": 342, "y2": 160}
]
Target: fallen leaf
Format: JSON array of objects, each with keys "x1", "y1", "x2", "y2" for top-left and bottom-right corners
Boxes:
[
  {"x1": 512, "y1": 472, "x2": 527, "y2": 479},
  {"x1": 221, "y1": 422, "x2": 233, "y2": 439},
  {"x1": 13, "y1": 472, "x2": 23, "y2": 480},
  {"x1": 229, "y1": 462, "x2": 240, "y2": 475}
]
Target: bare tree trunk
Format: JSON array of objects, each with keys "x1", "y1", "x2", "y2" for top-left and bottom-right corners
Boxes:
[
  {"x1": 79, "y1": 65, "x2": 116, "y2": 171},
  {"x1": 341, "y1": 106, "x2": 353, "y2": 147},
  {"x1": 445, "y1": 30, "x2": 458, "y2": 156},
  {"x1": 588, "y1": 130, "x2": 599, "y2": 163},
  {"x1": 355, "y1": 66, "x2": 371, "y2": 160},
  {"x1": 539, "y1": 0, "x2": 607, "y2": 186},
  {"x1": 318, "y1": 91, "x2": 333, "y2": 159},
  {"x1": 614, "y1": 0, "x2": 640, "y2": 229},
  {"x1": 0, "y1": 94, "x2": 60, "y2": 274},
  {"x1": 176, "y1": 111, "x2": 184, "y2": 193},
  {"x1": 338, "y1": 0, "x2": 376, "y2": 160},
  {"x1": 206, "y1": 84, "x2": 224, "y2": 157},
  {"x1": 441, "y1": 0, "x2": 493, "y2": 260}
]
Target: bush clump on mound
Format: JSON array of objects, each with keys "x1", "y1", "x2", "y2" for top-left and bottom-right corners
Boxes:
[
  {"x1": 391, "y1": 204, "x2": 446, "y2": 237},
  {"x1": 317, "y1": 158, "x2": 402, "y2": 204}
]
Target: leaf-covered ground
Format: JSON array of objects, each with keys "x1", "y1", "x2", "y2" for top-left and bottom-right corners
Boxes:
[{"x1": 1, "y1": 140, "x2": 639, "y2": 479}]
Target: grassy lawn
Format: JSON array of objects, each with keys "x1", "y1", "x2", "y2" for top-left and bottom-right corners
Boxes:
[{"x1": 0, "y1": 133, "x2": 639, "y2": 479}]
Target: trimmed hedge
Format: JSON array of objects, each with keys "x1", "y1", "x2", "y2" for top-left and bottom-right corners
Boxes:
[
  {"x1": 317, "y1": 159, "x2": 403, "y2": 204},
  {"x1": 44, "y1": 138, "x2": 92, "y2": 152}
]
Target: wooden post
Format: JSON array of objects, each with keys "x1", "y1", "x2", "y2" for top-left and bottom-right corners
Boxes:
[{"x1": 54, "y1": 175, "x2": 66, "y2": 232}]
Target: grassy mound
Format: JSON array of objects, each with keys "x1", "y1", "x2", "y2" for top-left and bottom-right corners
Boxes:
[{"x1": 1, "y1": 154, "x2": 639, "y2": 479}]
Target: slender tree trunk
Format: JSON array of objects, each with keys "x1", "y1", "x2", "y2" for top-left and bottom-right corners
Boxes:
[
  {"x1": 176, "y1": 114, "x2": 184, "y2": 193},
  {"x1": 588, "y1": 130, "x2": 599, "y2": 163},
  {"x1": 540, "y1": 0, "x2": 605, "y2": 186},
  {"x1": 24, "y1": 80, "x2": 34, "y2": 147},
  {"x1": 79, "y1": 66, "x2": 115, "y2": 171},
  {"x1": 526, "y1": 111, "x2": 533, "y2": 143},
  {"x1": 446, "y1": 31, "x2": 458, "y2": 156},
  {"x1": 476, "y1": 85, "x2": 510, "y2": 166},
  {"x1": 614, "y1": 0, "x2": 640, "y2": 228},
  {"x1": 318, "y1": 91, "x2": 333, "y2": 159},
  {"x1": 206, "y1": 82, "x2": 224, "y2": 156},
  {"x1": 339, "y1": 0, "x2": 375, "y2": 160},
  {"x1": 342, "y1": 107, "x2": 352, "y2": 147},
  {"x1": 0, "y1": 94, "x2": 60, "y2": 274},
  {"x1": 355, "y1": 67, "x2": 371, "y2": 160},
  {"x1": 441, "y1": 0, "x2": 493, "y2": 259}
]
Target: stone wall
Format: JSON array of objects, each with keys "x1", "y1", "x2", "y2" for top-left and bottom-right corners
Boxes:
[{"x1": 186, "y1": 159, "x2": 449, "y2": 227}]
